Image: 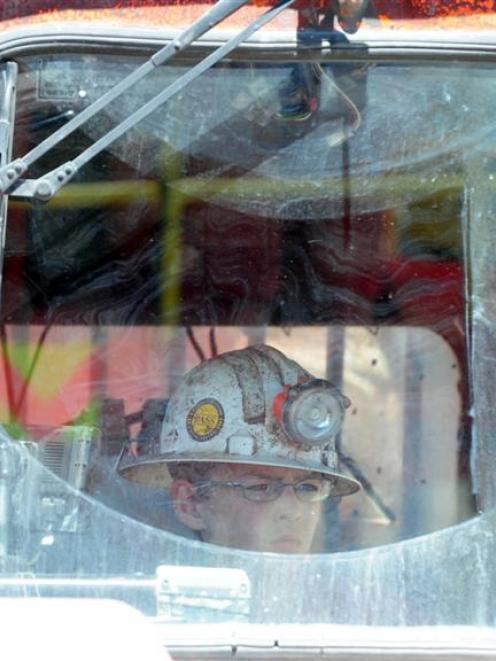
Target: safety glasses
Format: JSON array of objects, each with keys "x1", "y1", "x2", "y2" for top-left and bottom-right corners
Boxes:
[{"x1": 196, "y1": 477, "x2": 337, "y2": 502}]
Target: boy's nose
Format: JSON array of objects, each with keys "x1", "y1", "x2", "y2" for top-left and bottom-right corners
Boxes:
[{"x1": 272, "y1": 484, "x2": 305, "y2": 517}]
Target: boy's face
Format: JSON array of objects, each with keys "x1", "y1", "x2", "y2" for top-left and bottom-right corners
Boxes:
[{"x1": 171, "y1": 464, "x2": 325, "y2": 554}]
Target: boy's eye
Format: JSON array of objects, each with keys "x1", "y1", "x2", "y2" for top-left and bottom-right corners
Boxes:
[{"x1": 296, "y1": 480, "x2": 320, "y2": 493}]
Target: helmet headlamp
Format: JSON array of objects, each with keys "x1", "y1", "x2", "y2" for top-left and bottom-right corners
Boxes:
[{"x1": 276, "y1": 379, "x2": 349, "y2": 446}]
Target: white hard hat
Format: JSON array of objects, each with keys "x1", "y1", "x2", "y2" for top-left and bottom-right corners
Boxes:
[{"x1": 119, "y1": 345, "x2": 360, "y2": 496}]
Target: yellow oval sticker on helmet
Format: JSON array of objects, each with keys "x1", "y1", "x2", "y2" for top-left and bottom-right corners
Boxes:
[{"x1": 186, "y1": 399, "x2": 225, "y2": 442}]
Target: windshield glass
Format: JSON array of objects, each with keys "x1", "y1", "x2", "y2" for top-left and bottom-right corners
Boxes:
[{"x1": 0, "y1": 48, "x2": 494, "y2": 625}]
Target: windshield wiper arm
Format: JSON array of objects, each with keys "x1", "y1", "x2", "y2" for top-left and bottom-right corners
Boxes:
[
  {"x1": 9, "y1": 0, "x2": 295, "y2": 202},
  {"x1": 0, "y1": 0, "x2": 257, "y2": 196}
]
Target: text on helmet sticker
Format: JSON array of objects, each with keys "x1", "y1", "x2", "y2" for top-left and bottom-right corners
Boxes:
[{"x1": 186, "y1": 398, "x2": 225, "y2": 442}]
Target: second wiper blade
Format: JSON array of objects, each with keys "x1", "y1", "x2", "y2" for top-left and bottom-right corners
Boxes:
[
  {"x1": 0, "y1": 0, "x2": 252, "y2": 194},
  {"x1": 13, "y1": 0, "x2": 296, "y2": 202}
]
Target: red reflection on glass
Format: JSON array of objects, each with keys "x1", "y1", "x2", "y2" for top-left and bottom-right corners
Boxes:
[
  {"x1": 374, "y1": 0, "x2": 495, "y2": 20},
  {"x1": 0, "y1": 1, "x2": 226, "y2": 22},
  {"x1": 0, "y1": 0, "x2": 333, "y2": 22}
]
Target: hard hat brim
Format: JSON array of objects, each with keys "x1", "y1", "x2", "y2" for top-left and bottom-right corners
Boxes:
[{"x1": 118, "y1": 451, "x2": 361, "y2": 497}]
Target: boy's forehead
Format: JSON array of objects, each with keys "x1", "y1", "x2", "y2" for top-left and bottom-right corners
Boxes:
[{"x1": 210, "y1": 463, "x2": 318, "y2": 480}]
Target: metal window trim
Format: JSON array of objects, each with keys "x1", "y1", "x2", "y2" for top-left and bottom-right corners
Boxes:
[{"x1": 3, "y1": 24, "x2": 496, "y2": 61}]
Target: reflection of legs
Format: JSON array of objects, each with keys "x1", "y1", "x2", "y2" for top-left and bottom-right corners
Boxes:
[
  {"x1": 277, "y1": 0, "x2": 369, "y2": 125},
  {"x1": 277, "y1": 60, "x2": 367, "y2": 144},
  {"x1": 277, "y1": 64, "x2": 321, "y2": 121}
]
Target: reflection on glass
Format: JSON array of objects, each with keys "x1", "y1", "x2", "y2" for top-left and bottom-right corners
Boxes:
[{"x1": 0, "y1": 50, "x2": 485, "y2": 624}]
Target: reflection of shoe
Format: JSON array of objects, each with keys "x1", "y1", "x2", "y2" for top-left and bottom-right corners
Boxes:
[{"x1": 276, "y1": 97, "x2": 318, "y2": 121}]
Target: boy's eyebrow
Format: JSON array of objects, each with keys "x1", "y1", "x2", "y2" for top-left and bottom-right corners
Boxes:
[{"x1": 220, "y1": 473, "x2": 274, "y2": 481}]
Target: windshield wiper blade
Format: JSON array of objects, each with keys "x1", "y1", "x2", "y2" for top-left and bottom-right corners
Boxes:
[
  {"x1": 0, "y1": 0, "x2": 255, "y2": 195},
  {"x1": 9, "y1": 0, "x2": 296, "y2": 202}
]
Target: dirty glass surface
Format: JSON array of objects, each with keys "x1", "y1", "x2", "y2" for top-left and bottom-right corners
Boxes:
[{"x1": 0, "y1": 51, "x2": 494, "y2": 625}]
